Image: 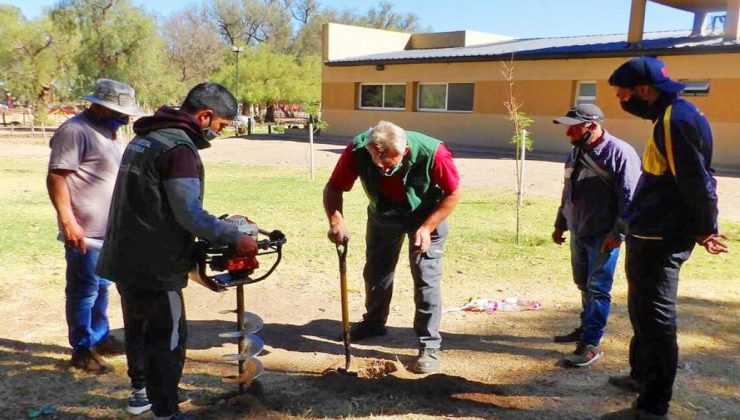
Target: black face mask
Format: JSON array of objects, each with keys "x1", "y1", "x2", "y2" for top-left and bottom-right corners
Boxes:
[
  {"x1": 572, "y1": 129, "x2": 593, "y2": 149},
  {"x1": 620, "y1": 96, "x2": 651, "y2": 119}
]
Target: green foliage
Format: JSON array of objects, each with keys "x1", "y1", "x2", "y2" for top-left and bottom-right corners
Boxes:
[
  {"x1": 49, "y1": 0, "x2": 177, "y2": 106},
  {"x1": 0, "y1": 0, "x2": 431, "y2": 115},
  {"x1": 508, "y1": 111, "x2": 534, "y2": 151},
  {"x1": 0, "y1": 7, "x2": 62, "y2": 108},
  {"x1": 215, "y1": 45, "x2": 320, "y2": 106}
]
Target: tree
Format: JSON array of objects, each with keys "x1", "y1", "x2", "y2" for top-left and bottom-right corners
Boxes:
[
  {"x1": 357, "y1": 1, "x2": 425, "y2": 32},
  {"x1": 210, "y1": 0, "x2": 293, "y2": 53},
  {"x1": 163, "y1": 7, "x2": 227, "y2": 88},
  {"x1": 290, "y1": 1, "x2": 427, "y2": 58},
  {"x1": 0, "y1": 6, "x2": 69, "y2": 123},
  {"x1": 50, "y1": 0, "x2": 177, "y2": 106},
  {"x1": 501, "y1": 58, "x2": 534, "y2": 245},
  {"x1": 214, "y1": 44, "x2": 319, "y2": 108}
]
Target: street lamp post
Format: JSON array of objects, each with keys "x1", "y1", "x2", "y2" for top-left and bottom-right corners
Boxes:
[{"x1": 232, "y1": 46, "x2": 243, "y2": 106}]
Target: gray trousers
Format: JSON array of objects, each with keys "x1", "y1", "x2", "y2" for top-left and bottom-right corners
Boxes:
[{"x1": 362, "y1": 210, "x2": 447, "y2": 349}]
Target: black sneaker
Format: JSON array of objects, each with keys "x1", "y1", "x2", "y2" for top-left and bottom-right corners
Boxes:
[
  {"x1": 409, "y1": 347, "x2": 441, "y2": 374},
  {"x1": 608, "y1": 375, "x2": 644, "y2": 393},
  {"x1": 126, "y1": 388, "x2": 152, "y2": 415},
  {"x1": 554, "y1": 327, "x2": 582, "y2": 343},
  {"x1": 348, "y1": 321, "x2": 387, "y2": 343}
]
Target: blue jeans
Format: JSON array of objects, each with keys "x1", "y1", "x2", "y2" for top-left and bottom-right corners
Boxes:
[
  {"x1": 65, "y1": 246, "x2": 111, "y2": 350},
  {"x1": 570, "y1": 235, "x2": 619, "y2": 346}
]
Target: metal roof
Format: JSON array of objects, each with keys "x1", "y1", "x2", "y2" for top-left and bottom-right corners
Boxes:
[{"x1": 326, "y1": 30, "x2": 740, "y2": 66}]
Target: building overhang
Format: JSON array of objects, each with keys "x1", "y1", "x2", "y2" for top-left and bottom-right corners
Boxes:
[{"x1": 651, "y1": 0, "x2": 728, "y2": 13}]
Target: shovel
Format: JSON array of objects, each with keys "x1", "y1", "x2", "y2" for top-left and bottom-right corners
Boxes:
[{"x1": 335, "y1": 236, "x2": 356, "y2": 376}]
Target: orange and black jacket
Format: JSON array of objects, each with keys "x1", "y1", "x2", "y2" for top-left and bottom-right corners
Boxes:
[{"x1": 622, "y1": 93, "x2": 719, "y2": 240}]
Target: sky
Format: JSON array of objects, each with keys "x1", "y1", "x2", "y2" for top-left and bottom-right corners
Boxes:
[{"x1": 3, "y1": 0, "x2": 701, "y2": 39}]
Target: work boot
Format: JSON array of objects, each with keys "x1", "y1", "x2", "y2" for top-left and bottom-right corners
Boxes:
[
  {"x1": 409, "y1": 347, "x2": 441, "y2": 374},
  {"x1": 348, "y1": 321, "x2": 387, "y2": 343},
  {"x1": 553, "y1": 326, "x2": 582, "y2": 343},
  {"x1": 71, "y1": 348, "x2": 113, "y2": 374},
  {"x1": 93, "y1": 335, "x2": 126, "y2": 355},
  {"x1": 608, "y1": 375, "x2": 644, "y2": 393},
  {"x1": 562, "y1": 343, "x2": 602, "y2": 367}
]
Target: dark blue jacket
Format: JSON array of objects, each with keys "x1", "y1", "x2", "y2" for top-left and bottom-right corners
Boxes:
[
  {"x1": 622, "y1": 93, "x2": 719, "y2": 239},
  {"x1": 555, "y1": 131, "x2": 642, "y2": 238}
]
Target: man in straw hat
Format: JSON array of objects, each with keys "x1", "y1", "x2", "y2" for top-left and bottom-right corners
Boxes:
[{"x1": 47, "y1": 78, "x2": 145, "y2": 375}]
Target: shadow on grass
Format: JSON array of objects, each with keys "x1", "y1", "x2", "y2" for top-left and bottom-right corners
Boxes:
[{"x1": 0, "y1": 338, "x2": 124, "y2": 418}]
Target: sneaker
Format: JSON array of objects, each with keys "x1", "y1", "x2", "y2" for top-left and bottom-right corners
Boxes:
[
  {"x1": 608, "y1": 375, "x2": 644, "y2": 393},
  {"x1": 409, "y1": 347, "x2": 441, "y2": 374},
  {"x1": 71, "y1": 348, "x2": 113, "y2": 374},
  {"x1": 562, "y1": 343, "x2": 602, "y2": 367},
  {"x1": 554, "y1": 327, "x2": 582, "y2": 343},
  {"x1": 127, "y1": 388, "x2": 152, "y2": 415},
  {"x1": 348, "y1": 321, "x2": 387, "y2": 343},
  {"x1": 93, "y1": 335, "x2": 126, "y2": 355}
]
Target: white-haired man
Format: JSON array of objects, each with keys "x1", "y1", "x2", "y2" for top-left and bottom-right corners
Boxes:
[{"x1": 323, "y1": 121, "x2": 462, "y2": 374}]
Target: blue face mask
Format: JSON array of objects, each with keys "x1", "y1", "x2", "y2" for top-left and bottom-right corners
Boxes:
[
  {"x1": 102, "y1": 115, "x2": 129, "y2": 132},
  {"x1": 202, "y1": 116, "x2": 220, "y2": 140},
  {"x1": 202, "y1": 127, "x2": 219, "y2": 141}
]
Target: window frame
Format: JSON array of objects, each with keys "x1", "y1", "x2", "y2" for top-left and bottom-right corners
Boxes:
[
  {"x1": 575, "y1": 81, "x2": 597, "y2": 105},
  {"x1": 358, "y1": 83, "x2": 407, "y2": 111},
  {"x1": 417, "y1": 82, "x2": 475, "y2": 113},
  {"x1": 680, "y1": 80, "x2": 710, "y2": 97}
]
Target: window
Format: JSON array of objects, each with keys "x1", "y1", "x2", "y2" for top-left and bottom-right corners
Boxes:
[
  {"x1": 681, "y1": 80, "x2": 710, "y2": 96},
  {"x1": 417, "y1": 83, "x2": 474, "y2": 112},
  {"x1": 359, "y1": 84, "x2": 406, "y2": 109},
  {"x1": 575, "y1": 81, "x2": 596, "y2": 105}
]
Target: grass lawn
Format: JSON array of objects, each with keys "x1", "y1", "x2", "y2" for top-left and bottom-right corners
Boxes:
[{"x1": 2, "y1": 157, "x2": 737, "y2": 293}]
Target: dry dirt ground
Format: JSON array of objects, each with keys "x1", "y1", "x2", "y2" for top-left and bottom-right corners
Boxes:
[{"x1": 1, "y1": 133, "x2": 738, "y2": 420}]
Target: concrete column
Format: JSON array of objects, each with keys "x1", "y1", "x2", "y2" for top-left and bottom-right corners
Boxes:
[
  {"x1": 627, "y1": 0, "x2": 647, "y2": 45},
  {"x1": 691, "y1": 12, "x2": 708, "y2": 36},
  {"x1": 726, "y1": 0, "x2": 740, "y2": 41}
]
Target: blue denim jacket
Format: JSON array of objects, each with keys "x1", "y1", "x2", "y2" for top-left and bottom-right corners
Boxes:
[{"x1": 554, "y1": 131, "x2": 642, "y2": 238}]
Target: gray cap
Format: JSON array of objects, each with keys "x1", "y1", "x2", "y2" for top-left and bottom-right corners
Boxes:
[
  {"x1": 80, "y1": 78, "x2": 145, "y2": 116},
  {"x1": 553, "y1": 104, "x2": 604, "y2": 126}
]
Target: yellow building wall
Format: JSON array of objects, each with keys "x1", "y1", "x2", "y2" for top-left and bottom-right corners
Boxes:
[{"x1": 322, "y1": 54, "x2": 740, "y2": 168}]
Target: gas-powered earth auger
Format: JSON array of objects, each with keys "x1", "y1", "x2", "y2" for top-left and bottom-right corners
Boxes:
[{"x1": 188, "y1": 215, "x2": 287, "y2": 393}]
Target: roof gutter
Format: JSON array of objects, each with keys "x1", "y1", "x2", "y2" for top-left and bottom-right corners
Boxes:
[{"x1": 325, "y1": 45, "x2": 740, "y2": 67}]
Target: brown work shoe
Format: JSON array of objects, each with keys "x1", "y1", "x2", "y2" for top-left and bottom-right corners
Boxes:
[
  {"x1": 71, "y1": 348, "x2": 113, "y2": 374},
  {"x1": 93, "y1": 335, "x2": 126, "y2": 355}
]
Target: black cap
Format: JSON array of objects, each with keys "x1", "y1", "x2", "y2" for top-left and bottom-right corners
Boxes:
[
  {"x1": 608, "y1": 56, "x2": 685, "y2": 93},
  {"x1": 553, "y1": 104, "x2": 605, "y2": 125}
]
